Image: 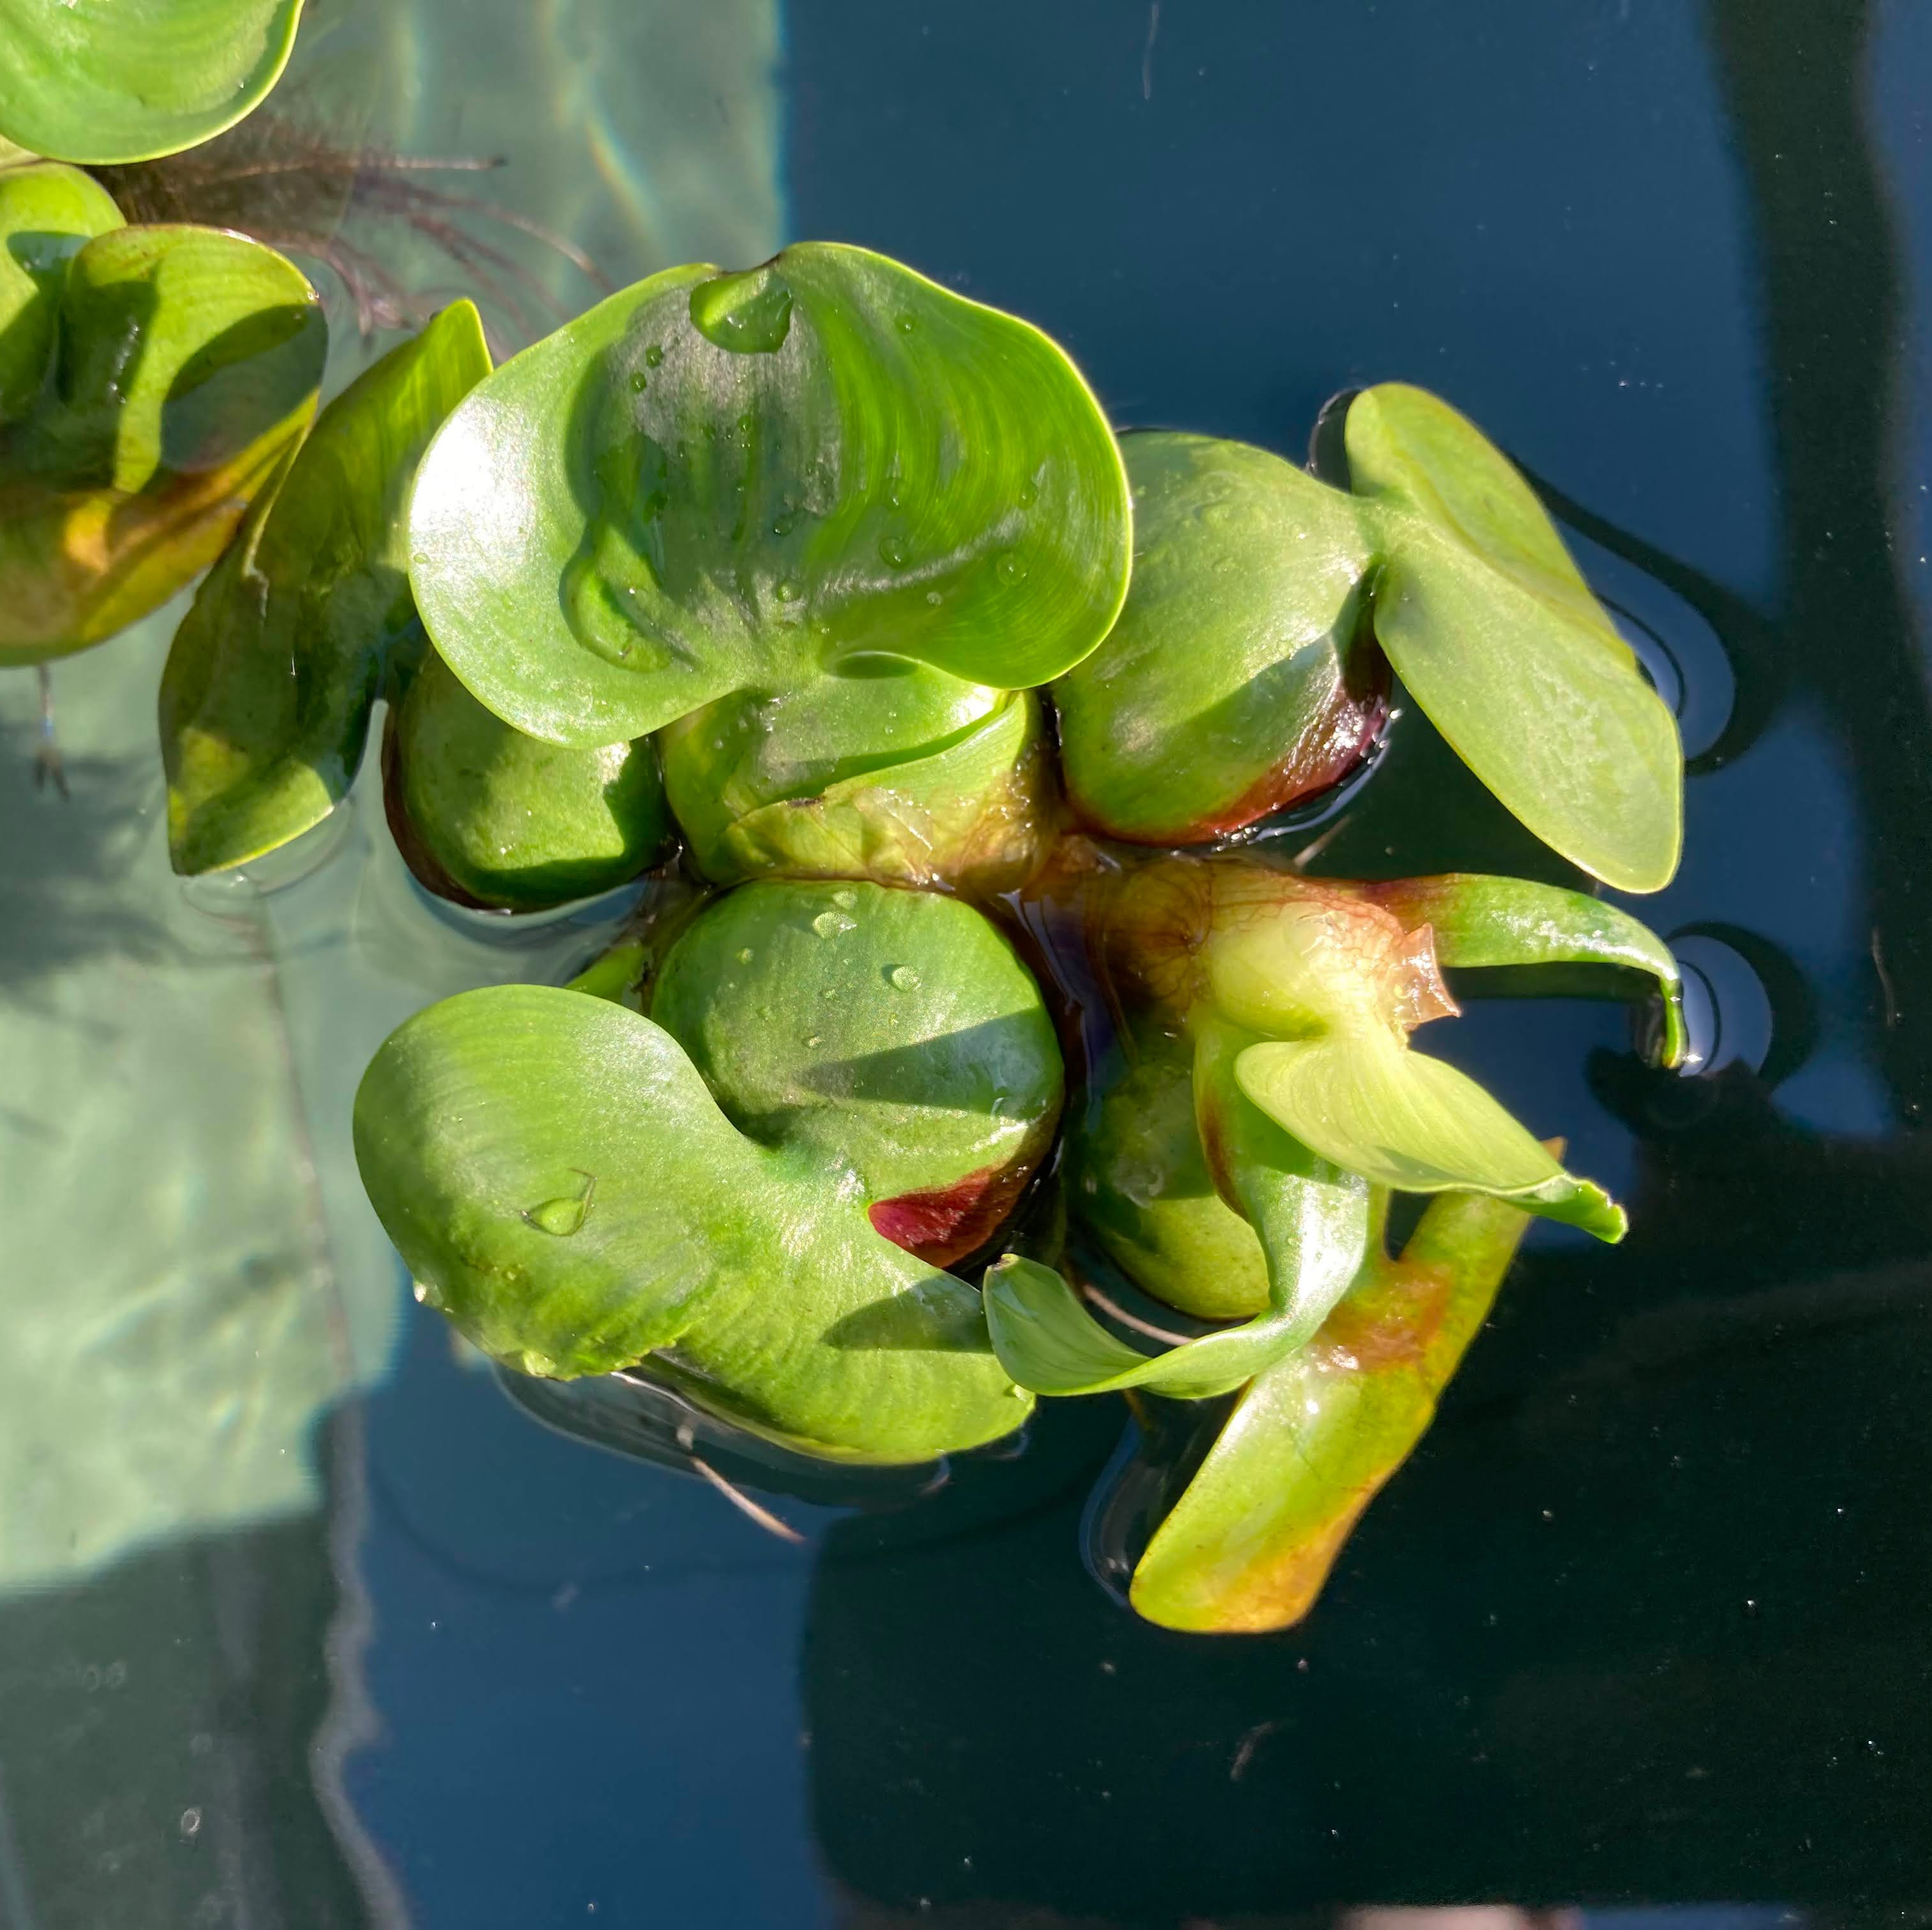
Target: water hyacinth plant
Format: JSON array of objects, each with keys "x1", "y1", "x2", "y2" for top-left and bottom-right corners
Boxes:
[
  {"x1": 40, "y1": 168, "x2": 1688, "y2": 1632},
  {"x1": 0, "y1": 160, "x2": 324, "y2": 666}
]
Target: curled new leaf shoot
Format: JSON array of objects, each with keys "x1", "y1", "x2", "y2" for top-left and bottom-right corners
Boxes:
[
  {"x1": 996, "y1": 849, "x2": 1681, "y2": 1394},
  {"x1": 1128, "y1": 1181, "x2": 1538, "y2": 1634},
  {"x1": 0, "y1": 0, "x2": 304, "y2": 167},
  {"x1": 1054, "y1": 387, "x2": 1683, "y2": 892},
  {"x1": 161, "y1": 301, "x2": 490, "y2": 874},
  {"x1": 0, "y1": 165, "x2": 325, "y2": 665},
  {"x1": 353, "y1": 983, "x2": 1031, "y2": 1463},
  {"x1": 648, "y1": 879, "x2": 1064, "y2": 1268},
  {"x1": 406, "y1": 243, "x2": 1130, "y2": 887}
]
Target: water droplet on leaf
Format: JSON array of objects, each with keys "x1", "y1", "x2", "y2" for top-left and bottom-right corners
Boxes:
[
  {"x1": 995, "y1": 550, "x2": 1028, "y2": 585},
  {"x1": 644, "y1": 343, "x2": 664, "y2": 367},
  {"x1": 688, "y1": 266, "x2": 794, "y2": 353},
  {"x1": 629, "y1": 371, "x2": 648, "y2": 393},
  {"x1": 888, "y1": 965, "x2": 921, "y2": 991}
]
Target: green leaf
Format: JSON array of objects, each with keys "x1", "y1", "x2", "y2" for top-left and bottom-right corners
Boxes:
[
  {"x1": 160, "y1": 301, "x2": 489, "y2": 874},
  {"x1": 663, "y1": 679, "x2": 1050, "y2": 892},
  {"x1": 0, "y1": 0, "x2": 303, "y2": 166},
  {"x1": 1067, "y1": 1017, "x2": 1273, "y2": 1321},
  {"x1": 650, "y1": 879, "x2": 1063, "y2": 1266},
  {"x1": 407, "y1": 243, "x2": 1131, "y2": 749},
  {"x1": 1365, "y1": 871, "x2": 1689, "y2": 1066},
  {"x1": 1345, "y1": 384, "x2": 1683, "y2": 892},
  {"x1": 1053, "y1": 431, "x2": 1382, "y2": 842},
  {"x1": 1130, "y1": 1185, "x2": 1536, "y2": 1633},
  {"x1": 989, "y1": 1019, "x2": 1368, "y2": 1399},
  {"x1": 0, "y1": 163, "x2": 124, "y2": 422},
  {"x1": 391, "y1": 647, "x2": 673, "y2": 911},
  {"x1": 353, "y1": 983, "x2": 1031, "y2": 1462},
  {"x1": 0, "y1": 218, "x2": 324, "y2": 664},
  {"x1": 1232, "y1": 1031, "x2": 1624, "y2": 1238}
]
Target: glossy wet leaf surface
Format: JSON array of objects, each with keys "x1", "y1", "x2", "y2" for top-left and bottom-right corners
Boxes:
[
  {"x1": 353, "y1": 983, "x2": 1030, "y2": 1461},
  {"x1": 1344, "y1": 384, "x2": 1683, "y2": 892},
  {"x1": 0, "y1": 0, "x2": 303, "y2": 165},
  {"x1": 1130, "y1": 1185, "x2": 1536, "y2": 1633},
  {"x1": 1051, "y1": 389, "x2": 1682, "y2": 890},
  {"x1": 1053, "y1": 432, "x2": 1384, "y2": 842},
  {"x1": 391, "y1": 648, "x2": 671, "y2": 911},
  {"x1": 160, "y1": 301, "x2": 488, "y2": 874},
  {"x1": 650, "y1": 879, "x2": 1062, "y2": 1265},
  {"x1": 0, "y1": 183, "x2": 324, "y2": 664},
  {"x1": 407, "y1": 243, "x2": 1130, "y2": 749}
]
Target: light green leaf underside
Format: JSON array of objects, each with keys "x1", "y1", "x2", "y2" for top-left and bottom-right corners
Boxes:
[
  {"x1": 1370, "y1": 871, "x2": 1688, "y2": 1065},
  {"x1": 408, "y1": 243, "x2": 1130, "y2": 748},
  {"x1": 161, "y1": 301, "x2": 490, "y2": 874},
  {"x1": 1347, "y1": 384, "x2": 1683, "y2": 893},
  {"x1": 352, "y1": 984, "x2": 1028, "y2": 1461},
  {"x1": 1234, "y1": 1032, "x2": 1624, "y2": 1239},
  {"x1": 0, "y1": 0, "x2": 303, "y2": 165},
  {"x1": 1130, "y1": 1186, "x2": 1536, "y2": 1634}
]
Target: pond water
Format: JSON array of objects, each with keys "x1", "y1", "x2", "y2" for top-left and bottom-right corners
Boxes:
[{"x1": 3, "y1": 2, "x2": 1930, "y2": 1925}]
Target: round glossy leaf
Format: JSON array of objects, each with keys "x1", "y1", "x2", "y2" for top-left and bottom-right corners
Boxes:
[
  {"x1": 1067, "y1": 1019, "x2": 1273, "y2": 1321},
  {"x1": 353, "y1": 984, "x2": 1030, "y2": 1461},
  {"x1": 0, "y1": 221, "x2": 324, "y2": 664},
  {"x1": 161, "y1": 301, "x2": 490, "y2": 875},
  {"x1": 1345, "y1": 383, "x2": 1684, "y2": 892},
  {"x1": 1054, "y1": 432, "x2": 1384, "y2": 842},
  {"x1": 0, "y1": 0, "x2": 303, "y2": 166},
  {"x1": 0, "y1": 162, "x2": 123, "y2": 422},
  {"x1": 651, "y1": 879, "x2": 1063, "y2": 1266},
  {"x1": 408, "y1": 243, "x2": 1131, "y2": 747},
  {"x1": 393, "y1": 648, "x2": 671, "y2": 911}
]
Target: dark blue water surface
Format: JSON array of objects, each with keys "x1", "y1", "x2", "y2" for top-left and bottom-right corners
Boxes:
[{"x1": 2, "y1": 4, "x2": 1929, "y2": 1927}]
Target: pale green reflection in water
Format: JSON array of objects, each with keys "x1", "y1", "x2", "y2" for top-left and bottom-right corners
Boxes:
[{"x1": 0, "y1": 0, "x2": 783, "y2": 1599}]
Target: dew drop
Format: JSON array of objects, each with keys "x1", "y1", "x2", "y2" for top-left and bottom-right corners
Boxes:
[
  {"x1": 832, "y1": 888, "x2": 857, "y2": 908},
  {"x1": 895, "y1": 314, "x2": 917, "y2": 335},
  {"x1": 737, "y1": 946, "x2": 754, "y2": 963},
  {"x1": 410, "y1": 551, "x2": 430, "y2": 565},
  {"x1": 888, "y1": 964, "x2": 921, "y2": 991},
  {"x1": 1017, "y1": 478, "x2": 1039, "y2": 508},
  {"x1": 994, "y1": 550, "x2": 1028, "y2": 585},
  {"x1": 527, "y1": 1195, "x2": 592, "y2": 1237},
  {"x1": 774, "y1": 580, "x2": 800, "y2": 603},
  {"x1": 925, "y1": 590, "x2": 943, "y2": 606},
  {"x1": 644, "y1": 343, "x2": 664, "y2": 368},
  {"x1": 880, "y1": 532, "x2": 909, "y2": 568},
  {"x1": 629, "y1": 371, "x2": 648, "y2": 393},
  {"x1": 804, "y1": 1033, "x2": 822, "y2": 1048},
  {"x1": 811, "y1": 910, "x2": 847, "y2": 937}
]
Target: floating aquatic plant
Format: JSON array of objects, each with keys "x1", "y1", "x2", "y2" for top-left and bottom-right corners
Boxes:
[
  {"x1": 0, "y1": 0, "x2": 303, "y2": 166},
  {"x1": 1054, "y1": 393, "x2": 1685, "y2": 892},
  {"x1": 0, "y1": 161, "x2": 324, "y2": 666},
  {"x1": 100, "y1": 220, "x2": 1690, "y2": 1627}
]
